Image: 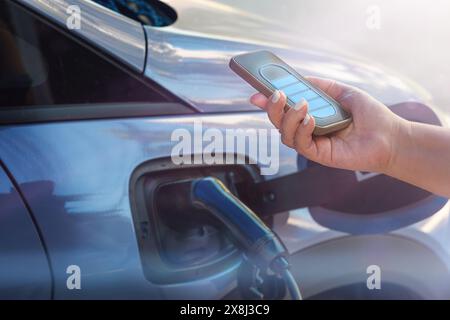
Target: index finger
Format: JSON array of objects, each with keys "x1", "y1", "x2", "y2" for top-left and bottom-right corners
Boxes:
[{"x1": 249, "y1": 93, "x2": 269, "y2": 110}]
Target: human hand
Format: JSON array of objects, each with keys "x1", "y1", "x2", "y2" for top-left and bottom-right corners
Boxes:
[{"x1": 250, "y1": 77, "x2": 406, "y2": 173}]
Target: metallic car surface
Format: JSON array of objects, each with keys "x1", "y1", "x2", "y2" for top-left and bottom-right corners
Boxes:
[
  {"x1": 3, "y1": 0, "x2": 450, "y2": 299},
  {"x1": 0, "y1": 165, "x2": 52, "y2": 299},
  {"x1": 18, "y1": 0, "x2": 147, "y2": 71},
  {"x1": 0, "y1": 113, "x2": 287, "y2": 299},
  {"x1": 1, "y1": 113, "x2": 450, "y2": 299},
  {"x1": 144, "y1": 0, "x2": 433, "y2": 114},
  {"x1": 16, "y1": 0, "x2": 438, "y2": 114}
]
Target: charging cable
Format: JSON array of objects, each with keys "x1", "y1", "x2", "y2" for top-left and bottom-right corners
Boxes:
[{"x1": 191, "y1": 177, "x2": 302, "y2": 300}]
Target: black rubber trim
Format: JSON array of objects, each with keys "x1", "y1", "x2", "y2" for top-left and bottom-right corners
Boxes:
[{"x1": 0, "y1": 102, "x2": 195, "y2": 125}]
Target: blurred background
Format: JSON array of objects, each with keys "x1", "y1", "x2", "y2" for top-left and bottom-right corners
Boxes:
[{"x1": 169, "y1": 0, "x2": 450, "y2": 113}]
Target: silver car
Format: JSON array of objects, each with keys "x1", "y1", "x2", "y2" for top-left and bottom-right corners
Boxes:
[{"x1": 0, "y1": 0, "x2": 449, "y2": 299}]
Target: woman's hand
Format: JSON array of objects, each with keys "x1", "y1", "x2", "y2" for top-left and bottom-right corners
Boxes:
[{"x1": 250, "y1": 77, "x2": 406, "y2": 173}]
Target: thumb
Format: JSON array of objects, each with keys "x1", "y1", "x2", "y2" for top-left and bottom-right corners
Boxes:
[{"x1": 305, "y1": 76, "x2": 357, "y2": 113}]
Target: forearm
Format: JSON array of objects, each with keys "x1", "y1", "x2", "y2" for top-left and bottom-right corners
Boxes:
[{"x1": 385, "y1": 119, "x2": 450, "y2": 198}]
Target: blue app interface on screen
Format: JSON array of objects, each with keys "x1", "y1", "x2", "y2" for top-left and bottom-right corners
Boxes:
[{"x1": 260, "y1": 65, "x2": 336, "y2": 118}]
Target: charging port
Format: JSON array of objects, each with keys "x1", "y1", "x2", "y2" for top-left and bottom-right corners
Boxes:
[{"x1": 129, "y1": 156, "x2": 263, "y2": 284}]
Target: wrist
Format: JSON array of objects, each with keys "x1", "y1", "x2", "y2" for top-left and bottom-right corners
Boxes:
[{"x1": 383, "y1": 117, "x2": 413, "y2": 176}]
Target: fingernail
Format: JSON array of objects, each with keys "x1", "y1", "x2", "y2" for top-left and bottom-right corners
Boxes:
[
  {"x1": 303, "y1": 113, "x2": 311, "y2": 126},
  {"x1": 294, "y1": 98, "x2": 307, "y2": 111},
  {"x1": 271, "y1": 90, "x2": 281, "y2": 103}
]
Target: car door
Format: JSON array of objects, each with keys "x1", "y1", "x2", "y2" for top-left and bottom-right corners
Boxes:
[
  {"x1": 0, "y1": 162, "x2": 52, "y2": 299},
  {"x1": 0, "y1": 0, "x2": 282, "y2": 299}
]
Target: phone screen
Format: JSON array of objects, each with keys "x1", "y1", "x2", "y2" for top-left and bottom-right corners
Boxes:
[
  {"x1": 230, "y1": 50, "x2": 352, "y2": 135},
  {"x1": 260, "y1": 64, "x2": 336, "y2": 118}
]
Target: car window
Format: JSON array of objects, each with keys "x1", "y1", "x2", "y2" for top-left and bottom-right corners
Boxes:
[
  {"x1": 0, "y1": 1, "x2": 176, "y2": 110},
  {"x1": 92, "y1": 0, "x2": 177, "y2": 26}
]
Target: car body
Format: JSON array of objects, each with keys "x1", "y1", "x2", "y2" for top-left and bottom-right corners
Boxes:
[{"x1": 0, "y1": 0, "x2": 449, "y2": 299}]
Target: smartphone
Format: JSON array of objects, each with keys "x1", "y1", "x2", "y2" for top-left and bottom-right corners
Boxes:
[{"x1": 229, "y1": 50, "x2": 352, "y2": 135}]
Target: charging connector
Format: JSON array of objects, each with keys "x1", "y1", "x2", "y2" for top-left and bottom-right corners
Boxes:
[{"x1": 191, "y1": 177, "x2": 302, "y2": 300}]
